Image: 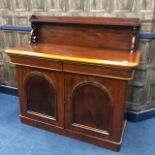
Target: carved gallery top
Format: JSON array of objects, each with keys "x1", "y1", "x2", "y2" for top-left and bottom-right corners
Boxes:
[{"x1": 6, "y1": 15, "x2": 140, "y2": 71}]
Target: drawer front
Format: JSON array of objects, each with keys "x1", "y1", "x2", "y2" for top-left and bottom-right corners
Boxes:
[
  {"x1": 11, "y1": 55, "x2": 62, "y2": 71},
  {"x1": 63, "y1": 61, "x2": 134, "y2": 80}
]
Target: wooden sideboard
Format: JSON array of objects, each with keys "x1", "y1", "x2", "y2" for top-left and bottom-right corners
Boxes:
[{"x1": 6, "y1": 16, "x2": 140, "y2": 151}]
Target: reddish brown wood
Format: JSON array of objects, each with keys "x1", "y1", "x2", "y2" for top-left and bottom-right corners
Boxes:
[
  {"x1": 37, "y1": 24, "x2": 135, "y2": 50},
  {"x1": 30, "y1": 15, "x2": 140, "y2": 27},
  {"x1": 30, "y1": 15, "x2": 140, "y2": 50},
  {"x1": 20, "y1": 115, "x2": 123, "y2": 151},
  {"x1": 65, "y1": 73, "x2": 128, "y2": 142},
  {"x1": 6, "y1": 16, "x2": 140, "y2": 151},
  {"x1": 10, "y1": 43, "x2": 140, "y2": 64},
  {"x1": 25, "y1": 72, "x2": 56, "y2": 117},
  {"x1": 16, "y1": 65, "x2": 64, "y2": 127},
  {"x1": 10, "y1": 54, "x2": 62, "y2": 71},
  {"x1": 63, "y1": 61, "x2": 135, "y2": 80}
]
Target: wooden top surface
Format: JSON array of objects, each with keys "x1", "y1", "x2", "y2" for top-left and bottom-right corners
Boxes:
[
  {"x1": 6, "y1": 43, "x2": 140, "y2": 68},
  {"x1": 30, "y1": 15, "x2": 140, "y2": 27}
]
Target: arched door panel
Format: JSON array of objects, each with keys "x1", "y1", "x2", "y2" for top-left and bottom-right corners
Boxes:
[
  {"x1": 25, "y1": 72, "x2": 56, "y2": 118},
  {"x1": 65, "y1": 73, "x2": 114, "y2": 137},
  {"x1": 16, "y1": 66, "x2": 64, "y2": 127},
  {"x1": 72, "y1": 82, "x2": 113, "y2": 134}
]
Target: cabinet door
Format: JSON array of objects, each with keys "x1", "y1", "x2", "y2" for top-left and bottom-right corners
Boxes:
[
  {"x1": 65, "y1": 73, "x2": 127, "y2": 139},
  {"x1": 16, "y1": 66, "x2": 64, "y2": 127}
]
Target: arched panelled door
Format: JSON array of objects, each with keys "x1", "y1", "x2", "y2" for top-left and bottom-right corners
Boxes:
[
  {"x1": 16, "y1": 66, "x2": 64, "y2": 127},
  {"x1": 25, "y1": 72, "x2": 56, "y2": 118},
  {"x1": 65, "y1": 73, "x2": 114, "y2": 137}
]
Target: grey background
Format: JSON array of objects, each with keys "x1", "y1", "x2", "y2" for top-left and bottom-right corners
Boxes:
[{"x1": 0, "y1": 0, "x2": 155, "y2": 112}]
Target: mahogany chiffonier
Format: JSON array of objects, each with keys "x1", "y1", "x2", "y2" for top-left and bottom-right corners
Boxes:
[{"x1": 6, "y1": 16, "x2": 140, "y2": 151}]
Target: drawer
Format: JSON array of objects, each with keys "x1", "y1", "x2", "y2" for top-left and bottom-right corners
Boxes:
[
  {"x1": 63, "y1": 61, "x2": 134, "y2": 80},
  {"x1": 11, "y1": 55, "x2": 62, "y2": 71}
]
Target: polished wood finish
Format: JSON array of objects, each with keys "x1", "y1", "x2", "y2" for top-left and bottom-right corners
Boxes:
[
  {"x1": 16, "y1": 66, "x2": 64, "y2": 127},
  {"x1": 37, "y1": 25, "x2": 136, "y2": 50},
  {"x1": 26, "y1": 72, "x2": 56, "y2": 117},
  {"x1": 6, "y1": 16, "x2": 140, "y2": 151},
  {"x1": 6, "y1": 43, "x2": 140, "y2": 67},
  {"x1": 30, "y1": 15, "x2": 140, "y2": 26},
  {"x1": 30, "y1": 16, "x2": 140, "y2": 50}
]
